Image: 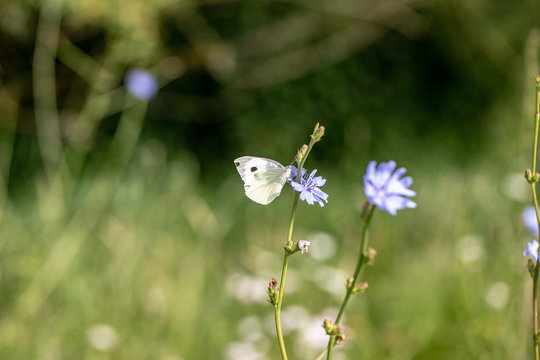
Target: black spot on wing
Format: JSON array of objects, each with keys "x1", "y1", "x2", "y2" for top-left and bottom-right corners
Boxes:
[
  {"x1": 250, "y1": 166, "x2": 257, "y2": 172},
  {"x1": 234, "y1": 161, "x2": 240, "y2": 167}
]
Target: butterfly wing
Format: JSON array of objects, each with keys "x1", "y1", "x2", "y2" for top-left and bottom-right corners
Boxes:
[{"x1": 234, "y1": 156, "x2": 292, "y2": 205}]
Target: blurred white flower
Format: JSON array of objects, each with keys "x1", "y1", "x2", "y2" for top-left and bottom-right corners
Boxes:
[
  {"x1": 501, "y1": 172, "x2": 529, "y2": 201},
  {"x1": 308, "y1": 232, "x2": 337, "y2": 261},
  {"x1": 313, "y1": 266, "x2": 348, "y2": 296},
  {"x1": 298, "y1": 317, "x2": 328, "y2": 350},
  {"x1": 224, "y1": 341, "x2": 266, "y2": 360},
  {"x1": 280, "y1": 305, "x2": 310, "y2": 334},
  {"x1": 455, "y1": 234, "x2": 485, "y2": 271},
  {"x1": 296, "y1": 309, "x2": 338, "y2": 351},
  {"x1": 485, "y1": 282, "x2": 510, "y2": 310},
  {"x1": 86, "y1": 323, "x2": 118, "y2": 352},
  {"x1": 226, "y1": 273, "x2": 268, "y2": 303},
  {"x1": 298, "y1": 240, "x2": 311, "y2": 254},
  {"x1": 237, "y1": 316, "x2": 264, "y2": 342}
]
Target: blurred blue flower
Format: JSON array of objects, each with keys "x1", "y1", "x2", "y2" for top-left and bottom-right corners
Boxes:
[
  {"x1": 124, "y1": 68, "x2": 158, "y2": 100},
  {"x1": 524, "y1": 240, "x2": 539, "y2": 261},
  {"x1": 364, "y1": 160, "x2": 416, "y2": 215},
  {"x1": 290, "y1": 166, "x2": 328, "y2": 207},
  {"x1": 522, "y1": 206, "x2": 539, "y2": 237}
]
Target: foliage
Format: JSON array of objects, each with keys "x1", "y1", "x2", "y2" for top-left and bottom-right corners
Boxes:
[{"x1": 0, "y1": 0, "x2": 538, "y2": 359}]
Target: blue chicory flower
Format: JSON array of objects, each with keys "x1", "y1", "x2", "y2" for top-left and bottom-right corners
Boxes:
[
  {"x1": 290, "y1": 166, "x2": 328, "y2": 207},
  {"x1": 363, "y1": 160, "x2": 416, "y2": 215},
  {"x1": 124, "y1": 68, "x2": 158, "y2": 100},
  {"x1": 524, "y1": 240, "x2": 539, "y2": 261},
  {"x1": 523, "y1": 206, "x2": 539, "y2": 237}
]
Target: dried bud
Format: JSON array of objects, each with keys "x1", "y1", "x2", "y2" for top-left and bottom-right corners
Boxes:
[
  {"x1": 267, "y1": 278, "x2": 279, "y2": 305},
  {"x1": 336, "y1": 332, "x2": 346, "y2": 344}
]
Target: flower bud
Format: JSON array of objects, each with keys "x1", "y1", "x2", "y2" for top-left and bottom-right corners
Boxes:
[
  {"x1": 345, "y1": 276, "x2": 354, "y2": 289},
  {"x1": 284, "y1": 240, "x2": 294, "y2": 253},
  {"x1": 365, "y1": 247, "x2": 377, "y2": 265},
  {"x1": 526, "y1": 169, "x2": 533, "y2": 183},
  {"x1": 322, "y1": 318, "x2": 333, "y2": 334},
  {"x1": 295, "y1": 144, "x2": 309, "y2": 163},
  {"x1": 267, "y1": 278, "x2": 278, "y2": 305},
  {"x1": 336, "y1": 332, "x2": 346, "y2": 344},
  {"x1": 526, "y1": 169, "x2": 540, "y2": 183},
  {"x1": 311, "y1": 122, "x2": 325, "y2": 142},
  {"x1": 353, "y1": 281, "x2": 369, "y2": 293}
]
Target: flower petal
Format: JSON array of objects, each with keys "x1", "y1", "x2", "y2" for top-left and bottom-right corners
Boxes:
[{"x1": 363, "y1": 160, "x2": 416, "y2": 215}]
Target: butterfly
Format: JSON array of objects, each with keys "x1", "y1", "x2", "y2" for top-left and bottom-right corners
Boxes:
[{"x1": 234, "y1": 156, "x2": 293, "y2": 205}]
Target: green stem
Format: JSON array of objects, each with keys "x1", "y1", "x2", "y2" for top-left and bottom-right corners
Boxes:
[
  {"x1": 275, "y1": 252, "x2": 290, "y2": 360},
  {"x1": 274, "y1": 129, "x2": 320, "y2": 360},
  {"x1": 532, "y1": 77, "x2": 540, "y2": 360},
  {"x1": 274, "y1": 194, "x2": 299, "y2": 360},
  {"x1": 326, "y1": 206, "x2": 375, "y2": 360}
]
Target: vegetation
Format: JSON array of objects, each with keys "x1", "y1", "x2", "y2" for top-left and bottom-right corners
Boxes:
[{"x1": 0, "y1": 0, "x2": 539, "y2": 358}]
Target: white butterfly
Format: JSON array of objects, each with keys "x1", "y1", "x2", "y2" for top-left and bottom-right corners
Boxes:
[{"x1": 234, "y1": 156, "x2": 293, "y2": 205}]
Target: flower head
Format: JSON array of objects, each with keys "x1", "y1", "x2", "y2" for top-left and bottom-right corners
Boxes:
[
  {"x1": 297, "y1": 240, "x2": 311, "y2": 254},
  {"x1": 523, "y1": 206, "x2": 539, "y2": 237},
  {"x1": 364, "y1": 160, "x2": 416, "y2": 215},
  {"x1": 524, "y1": 240, "x2": 539, "y2": 261},
  {"x1": 124, "y1": 68, "x2": 158, "y2": 100},
  {"x1": 290, "y1": 166, "x2": 328, "y2": 207}
]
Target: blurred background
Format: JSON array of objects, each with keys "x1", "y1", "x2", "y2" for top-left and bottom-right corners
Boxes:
[{"x1": 1, "y1": 0, "x2": 540, "y2": 359}]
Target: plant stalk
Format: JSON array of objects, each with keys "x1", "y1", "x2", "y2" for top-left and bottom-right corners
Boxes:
[
  {"x1": 531, "y1": 77, "x2": 540, "y2": 360},
  {"x1": 274, "y1": 128, "x2": 320, "y2": 360},
  {"x1": 326, "y1": 205, "x2": 375, "y2": 359}
]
